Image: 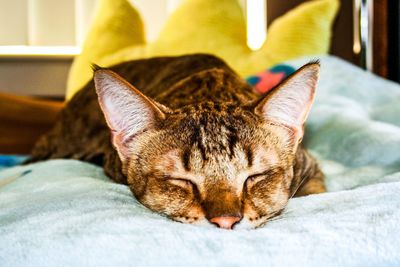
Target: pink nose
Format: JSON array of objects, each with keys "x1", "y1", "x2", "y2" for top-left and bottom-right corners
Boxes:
[{"x1": 210, "y1": 216, "x2": 241, "y2": 229}]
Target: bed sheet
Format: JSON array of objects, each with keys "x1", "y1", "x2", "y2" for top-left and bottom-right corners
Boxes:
[{"x1": 1, "y1": 55, "x2": 399, "y2": 267}]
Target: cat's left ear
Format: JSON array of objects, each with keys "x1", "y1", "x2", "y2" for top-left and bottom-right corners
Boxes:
[
  {"x1": 254, "y1": 62, "x2": 320, "y2": 141},
  {"x1": 94, "y1": 69, "x2": 169, "y2": 161}
]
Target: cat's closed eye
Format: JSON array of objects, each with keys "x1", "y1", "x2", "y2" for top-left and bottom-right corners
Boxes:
[
  {"x1": 245, "y1": 169, "x2": 280, "y2": 188},
  {"x1": 166, "y1": 177, "x2": 197, "y2": 191}
]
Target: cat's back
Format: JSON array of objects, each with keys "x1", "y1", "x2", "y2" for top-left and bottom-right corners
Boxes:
[
  {"x1": 68, "y1": 53, "x2": 244, "y2": 112},
  {"x1": 106, "y1": 53, "x2": 236, "y2": 97}
]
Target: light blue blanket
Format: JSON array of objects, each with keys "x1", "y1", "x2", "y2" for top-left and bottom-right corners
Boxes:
[{"x1": 1, "y1": 56, "x2": 399, "y2": 267}]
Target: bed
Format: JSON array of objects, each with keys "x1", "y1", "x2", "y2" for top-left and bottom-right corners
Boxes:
[
  {"x1": 1, "y1": 1, "x2": 400, "y2": 266},
  {"x1": 1, "y1": 55, "x2": 400, "y2": 266}
]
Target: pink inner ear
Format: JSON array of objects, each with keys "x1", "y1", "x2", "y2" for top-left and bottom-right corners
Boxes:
[
  {"x1": 110, "y1": 130, "x2": 130, "y2": 159},
  {"x1": 94, "y1": 69, "x2": 166, "y2": 160},
  {"x1": 263, "y1": 87, "x2": 315, "y2": 133},
  {"x1": 255, "y1": 64, "x2": 319, "y2": 138},
  {"x1": 100, "y1": 92, "x2": 155, "y2": 137}
]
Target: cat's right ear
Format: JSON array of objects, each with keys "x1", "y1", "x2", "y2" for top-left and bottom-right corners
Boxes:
[
  {"x1": 94, "y1": 69, "x2": 168, "y2": 161},
  {"x1": 253, "y1": 62, "x2": 319, "y2": 142}
]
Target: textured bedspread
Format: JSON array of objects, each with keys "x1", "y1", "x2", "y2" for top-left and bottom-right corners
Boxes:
[{"x1": 1, "y1": 56, "x2": 400, "y2": 267}]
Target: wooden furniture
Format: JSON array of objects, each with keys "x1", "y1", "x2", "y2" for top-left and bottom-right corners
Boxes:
[
  {"x1": 267, "y1": 0, "x2": 390, "y2": 80},
  {"x1": 0, "y1": 92, "x2": 63, "y2": 154}
]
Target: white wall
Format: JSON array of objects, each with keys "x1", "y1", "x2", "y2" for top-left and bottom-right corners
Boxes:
[{"x1": 0, "y1": 0, "x2": 260, "y2": 97}]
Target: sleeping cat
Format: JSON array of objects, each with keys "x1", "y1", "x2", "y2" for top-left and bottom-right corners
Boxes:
[{"x1": 30, "y1": 54, "x2": 325, "y2": 229}]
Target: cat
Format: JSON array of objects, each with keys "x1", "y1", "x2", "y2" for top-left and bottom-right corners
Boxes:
[{"x1": 30, "y1": 54, "x2": 325, "y2": 229}]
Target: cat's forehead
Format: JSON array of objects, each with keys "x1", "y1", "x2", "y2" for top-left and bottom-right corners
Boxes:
[
  {"x1": 173, "y1": 113, "x2": 251, "y2": 159},
  {"x1": 161, "y1": 104, "x2": 290, "y2": 168},
  {"x1": 155, "y1": 143, "x2": 280, "y2": 178},
  {"x1": 145, "y1": 101, "x2": 294, "y2": 183},
  {"x1": 170, "y1": 108, "x2": 290, "y2": 153}
]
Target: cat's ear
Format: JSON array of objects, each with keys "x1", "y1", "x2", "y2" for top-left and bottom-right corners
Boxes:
[
  {"x1": 94, "y1": 69, "x2": 167, "y2": 161},
  {"x1": 254, "y1": 62, "x2": 320, "y2": 140}
]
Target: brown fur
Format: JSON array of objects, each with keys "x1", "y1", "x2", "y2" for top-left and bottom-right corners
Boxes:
[{"x1": 30, "y1": 54, "x2": 325, "y2": 229}]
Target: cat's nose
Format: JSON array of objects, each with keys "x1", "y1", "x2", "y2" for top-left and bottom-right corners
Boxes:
[{"x1": 209, "y1": 216, "x2": 242, "y2": 229}]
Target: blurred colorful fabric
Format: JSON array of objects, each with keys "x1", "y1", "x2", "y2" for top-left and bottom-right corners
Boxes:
[
  {"x1": 246, "y1": 64, "x2": 296, "y2": 94},
  {"x1": 0, "y1": 155, "x2": 28, "y2": 170}
]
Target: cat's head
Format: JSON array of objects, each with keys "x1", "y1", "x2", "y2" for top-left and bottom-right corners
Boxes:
[{"x1": 93, "y1": 63, "x2": 319, "y2": 229}]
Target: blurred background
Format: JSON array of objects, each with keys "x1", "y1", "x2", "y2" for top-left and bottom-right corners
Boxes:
[{"x1": 0, "y1": 0, "x2": 399, "y2": 99}]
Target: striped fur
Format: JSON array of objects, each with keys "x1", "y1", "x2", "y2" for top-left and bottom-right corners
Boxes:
[{"x1": 30, "y1": 54, "x2": 325, "y2": 229}]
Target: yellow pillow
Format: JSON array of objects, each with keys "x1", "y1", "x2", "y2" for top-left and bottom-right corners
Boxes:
[
  {"x1": 66, "y1": 0, "x2": 339, "y2": 99},
  {"x1": 66, "y1": 0, "x2": 145, "y2": 99}
]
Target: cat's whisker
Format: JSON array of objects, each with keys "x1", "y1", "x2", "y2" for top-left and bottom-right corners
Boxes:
[{"x1": 289, "y1": 175, "x2": 309, "y2": 200}]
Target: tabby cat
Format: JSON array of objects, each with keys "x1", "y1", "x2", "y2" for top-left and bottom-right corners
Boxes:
[{"x1": 30, "y1": 54, "x2": 325, "y2": 229}]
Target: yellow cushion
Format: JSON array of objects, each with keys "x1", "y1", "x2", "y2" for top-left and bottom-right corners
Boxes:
[
  {"x1": 66, "y1": 0, "x2": 145, "y2": 99},
  {"x1": 66, "y1": 0, "x2": 339, "y2": 99}
]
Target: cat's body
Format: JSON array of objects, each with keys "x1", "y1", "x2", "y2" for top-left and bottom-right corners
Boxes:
[{"x1": 31, "y1": 54, "x2": 325, "y2": 229}]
